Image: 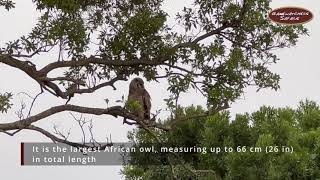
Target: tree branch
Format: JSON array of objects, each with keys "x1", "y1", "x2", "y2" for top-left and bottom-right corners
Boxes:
[
  {"x1": 26, "y1": 125, "x2": 113, "y2": 149},
  {"x1": 0, "y1": 105, "x2": 133, "y2": 131}
]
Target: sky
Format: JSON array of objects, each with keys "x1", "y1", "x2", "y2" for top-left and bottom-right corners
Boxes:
[{"x1": 0, "y1": 0, "x2": 319, "y2": 179}]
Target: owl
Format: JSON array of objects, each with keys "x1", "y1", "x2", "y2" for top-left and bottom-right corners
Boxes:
[{"x1": 127, "y1": 78, "x2": 151, "y2": 122}]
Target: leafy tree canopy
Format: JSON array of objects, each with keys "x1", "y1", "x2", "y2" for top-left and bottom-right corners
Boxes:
[
  {"x1": 0, "y1": 0, "x2": 307, "y2": 108},
  {"x1": 0, "y1": 0, "x2": 308, "y2": 153},
  {"x1": 123, "y1": 100, "x2": 320, "y2": 179}
]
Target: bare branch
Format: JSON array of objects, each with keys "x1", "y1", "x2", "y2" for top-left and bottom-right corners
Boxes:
[
  {"x1": 53, "y1": 124, "x2": 71, "y2": 141},
  {"x1": 27, "y1": 125, "x2": 92, "y2": 148},
  {"x1": 28, "y1": 90, "x2": 44, "y2": 117},
  {"x1": 70, "y1": 113, "x2": 88, "y2": 144},
  {"x1": 0, "y1": 105, "x2": 134, "y2": 131},
  {"x1": 0, "y1": 129, "x2": 22, "y2": 136}
]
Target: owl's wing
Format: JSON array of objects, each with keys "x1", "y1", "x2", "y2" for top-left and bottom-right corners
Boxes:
[{"x1": 143, "y1": 89, "x2": 151, "y2": 119}]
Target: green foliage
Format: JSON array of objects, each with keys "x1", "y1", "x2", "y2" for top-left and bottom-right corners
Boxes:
[
  {"x1": 297, "y1": 100, "x2": 320, "y2": 131},
  {"x1": 123, "y1": 100, "x2": 320, "y2": 179},
  {"x1": 0, "y1": 0, "x2": 308, "y2": 111},
  {"x1": 125, "y1": 99, "x2": 143, "y2": 113},
  {"x1": 0, "y1": 1, "x2": 314, "y2": 178},
  {"x1": 0, "y1": 0, "x2": 15, "y2": 10},
  {"x1": 0, "y1": 92, "x2": 12, "y2": 113}
]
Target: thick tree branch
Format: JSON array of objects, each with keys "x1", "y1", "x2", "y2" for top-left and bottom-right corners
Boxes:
[
  {"x1": 0, "y1": 54, "x2": 128, "y2": 99},
  {"x1": 0, "y1": 103, "x2": 170, "y2": 132},
  {"x1": 0, "y1": 105, "x2": 133, "y2": 131},
  {"x1": 38, "y1": 56, "x2": 170, "y2": 75}
]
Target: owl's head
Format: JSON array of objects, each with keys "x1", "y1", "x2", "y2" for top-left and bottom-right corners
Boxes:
[{"x1": 129, "y1": 78, "x2": 145, "y2": 92}]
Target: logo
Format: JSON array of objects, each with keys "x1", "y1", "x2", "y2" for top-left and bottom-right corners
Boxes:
[{"x1": 268, "y1": 7, "x2": 313, "y2": 25}]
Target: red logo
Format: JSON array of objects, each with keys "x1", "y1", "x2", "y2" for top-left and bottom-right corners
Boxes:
[{"x1": 268, "y1": 7, "x2": 313, "y2": 25}]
